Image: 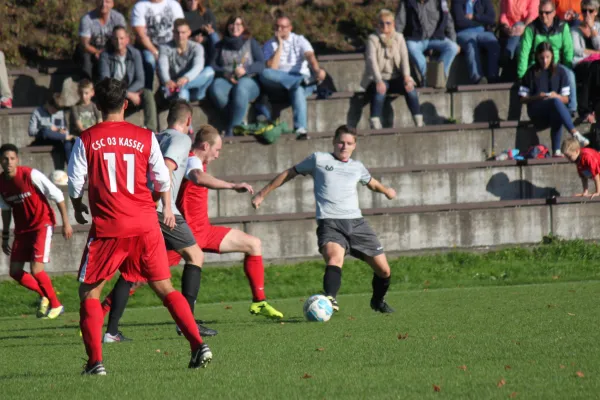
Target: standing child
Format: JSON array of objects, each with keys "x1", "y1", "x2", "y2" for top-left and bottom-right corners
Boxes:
[
  {"x1": 562, "y1": 137, "x2": 600, "y2": 197},
  {"x1": 70, "y1": 79, "x2": 103, "y2": 136}
]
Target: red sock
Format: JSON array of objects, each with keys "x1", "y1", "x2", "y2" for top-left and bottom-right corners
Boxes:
[
  {"x1": 244, "y1": 255, "x2": 266, "y2": 302},
  {"x1": 163, "y1": 291, "x2": 202, "y2": 351},
  {"x1": 33, "y1": 271, "x2": 61, "y2": 308},
  {"x1": 80, "y1": 299, "x2": 104, "y2": 365},
  {"x1": 10, "y1": 270, "x2": 44, "y2": 297}
]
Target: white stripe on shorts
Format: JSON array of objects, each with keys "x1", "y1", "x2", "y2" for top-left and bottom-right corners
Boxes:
[
  {"x1": 42, "y1": 225, "x2": 53, "y2": 263},
  {"x1": 78, "y1": 237, "x2": 94, "y2": 283}
]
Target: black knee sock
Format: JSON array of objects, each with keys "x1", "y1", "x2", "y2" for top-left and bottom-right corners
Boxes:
[
  {"x1": 181, "y1": 264, "x2": 202, "y2": 314},
  {"x1": 323, "y1": 265, "x2": 342, "y2": 298},
  {"x1": 372, "y1": 274, "x2": 391, "y2": 303},
  {"x1": 106, "y1": 275, "x2": 133, "y2": 335}
]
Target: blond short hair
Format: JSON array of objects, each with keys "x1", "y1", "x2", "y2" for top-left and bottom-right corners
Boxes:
[
  {"x1": 378, "y1": 9, "x2": 394, "y2": 20},
  {"x1": 561, "y1": 137, "x2": 581, "y2": 154},
  {"x1": 193, "y1": 124, "x2": 220, "y2": 147}
]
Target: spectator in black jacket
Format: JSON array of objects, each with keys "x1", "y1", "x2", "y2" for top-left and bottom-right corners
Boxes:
[
  {"x1": 99, "y1": 26, "x2": 158, "y2": 132},
  {"x1": 181, "y1": 0, "x2": 220, "y2": 60},
  {"x1": 451, "y1": 0, "x2": 501, "y2": 83}
]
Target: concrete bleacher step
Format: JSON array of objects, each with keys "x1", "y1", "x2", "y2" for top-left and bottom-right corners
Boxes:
[
  {"x1": 13, "y1": 121, "x2": 567, "y2": 177},
  {"x1": 2, "y1": 197, "x2": 597, "y2": 276}
]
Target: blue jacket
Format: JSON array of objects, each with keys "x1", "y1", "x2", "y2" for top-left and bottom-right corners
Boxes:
[{"x1": 451, "y1": 0, "x2": 496, "y2": 32}]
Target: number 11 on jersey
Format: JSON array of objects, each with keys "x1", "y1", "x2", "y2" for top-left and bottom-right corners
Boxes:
[{"x1": 103, "y1": 153, "x2": 135, "y2": 194}]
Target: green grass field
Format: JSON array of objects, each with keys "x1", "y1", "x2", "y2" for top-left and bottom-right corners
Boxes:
[{"x1": 1, "y1": 281, "x2": 599, "y2": 399}]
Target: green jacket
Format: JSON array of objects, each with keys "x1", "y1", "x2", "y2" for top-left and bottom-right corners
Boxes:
[{"x1": 517, "y1": 17, "x2": 574, "y2": 78}]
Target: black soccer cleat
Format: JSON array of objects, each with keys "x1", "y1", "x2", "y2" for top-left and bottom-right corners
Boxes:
[
  {"x1": 370, "y1": 299, "x2": 395, "y2": 313},
  {"x1": 176, "y1": 322, "x2": 218, "y2": 337},
  {"x1": 81, "y1": 361, "x2": 107, "y2": 376},
  {"x1": 189, "y1": 343, "x2": 213, "y2": 369},
  {"x1": 326, "y1": 296, "x2": 340, "y2": 312}
]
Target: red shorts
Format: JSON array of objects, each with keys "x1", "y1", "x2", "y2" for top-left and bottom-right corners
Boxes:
[
  {"x1": 77, "y1": 226, "x2": 170, "y2": 284},
  {"x1": 166, "y1": 225, "x2": 232, "y2": 266},
  {"x1": 11, "y1": 225, "x2": 53, "y2": 264}
]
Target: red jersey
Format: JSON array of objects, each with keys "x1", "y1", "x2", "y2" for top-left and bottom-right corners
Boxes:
[
  {"x1": 68, "y1": 121, "x2": 171, "y2": 238},
  {"x1": 0, "y1": 166, "x2": 57, "y2": 234},
  {"x1": 176, "y1": 153, "x2": 210, "y2": 229},
  {"x1": 576, "y1": 148, "x2": 600, "y2": 179}
]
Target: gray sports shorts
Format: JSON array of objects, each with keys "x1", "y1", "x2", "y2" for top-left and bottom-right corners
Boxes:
[
  {"x1": 316, "y1": 218, "x2": 384, "y2": 259},
  {"x1": 157, "y1": 212, "x2": 196, "y2": 251}
]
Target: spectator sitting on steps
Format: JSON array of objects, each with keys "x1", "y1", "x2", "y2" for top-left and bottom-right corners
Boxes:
[
  {"x1": 28, "y1": 94, "x2": 75, "y2": 163},
  {"x1": 77, "y1": 0, "x2": 127, "y2": 81},
  {"x1": 70, "y1": 79, "x2": 103, "y2": 136},
  {"x1": 498, "y1": 0, "x2": 539, "y2": 66},
  {"x1": 181, "y1": 0, "x2": 220, "y2": 60},
  {"x1": 361, "y1": 9, "x2": 423, "y2": 129},
  {"x1": 99, "y1": 25, "x2": 158, "y2": 132},
  {"x1": 158, "y1": 19, "x2": 215, "y2": 103},
  {"x1": 451, "y1": 0, "x2": 500, "y2": 84},
  {"x1": 259, "y1": 11, "x2": 327, "y2": 139},
  {"x1": 0, "y1": 50, "x2": 13, "y2": 109},
  {"x1": 395, "y1": 0, "x2": 460, "y2": 87}
]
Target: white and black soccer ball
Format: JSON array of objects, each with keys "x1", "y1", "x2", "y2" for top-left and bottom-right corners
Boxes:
[
  {"x1": 50, "y1": 170, "x2": 68, "y2": 186},
  {"x1": 303, "y1": 294, "x2": 334, "y2": 322}
]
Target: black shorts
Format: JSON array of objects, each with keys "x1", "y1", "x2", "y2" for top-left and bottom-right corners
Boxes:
[
  {"x1": 316, "y1": 218, "x2": 384, "y2": 259},
  {"x1": 157, "y1": 212, "x2": 196, "y2": 251}
]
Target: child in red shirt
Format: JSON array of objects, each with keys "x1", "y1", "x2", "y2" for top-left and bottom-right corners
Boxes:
[{"x1": 562, "y1": 138, "x2": 600, "y2": 197}]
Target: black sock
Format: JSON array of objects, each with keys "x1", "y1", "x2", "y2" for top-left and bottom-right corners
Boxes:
[
  {"x1": 181, "y1": 264, "x2": 202, "y2": 314},
  {"x1": 323, "y1": 265, "x2": 342, "y2": 298},
  {"x1": 371, "y1": 274, "x2": 391, "y2": 303},
  {"x1": 106, "y1": 275, "x2": 133, "y2": 335}
]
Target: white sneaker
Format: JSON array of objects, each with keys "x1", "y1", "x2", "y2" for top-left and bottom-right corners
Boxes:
[
  {"x1": 573, "y1": 131, "x2": 590, "y2": 147},
  {"x1": 413, "y1": 114, "x2": 424, "y2": 127},
  {"x1": 553, "y1": 149, "x2": 563, "y2": 157},
  {"x1": 369, "y1": 117, "x2": 382, "y2": 130}
]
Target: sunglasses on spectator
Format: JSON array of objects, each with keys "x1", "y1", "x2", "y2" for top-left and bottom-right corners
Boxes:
[
  {"x1": 378, "y1": 21, "x2": 393, "y2": 26},
  {"x1": 540, "y1": 10, "x2": 555, "y2": 15},
  {"x1": 582, "y1": 8, "x2": 597, "y2": 13}
]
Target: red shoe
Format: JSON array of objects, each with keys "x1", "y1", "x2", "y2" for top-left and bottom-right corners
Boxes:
[{"x1": 0, "y1": 97, "x2": 12, "y2": 109}]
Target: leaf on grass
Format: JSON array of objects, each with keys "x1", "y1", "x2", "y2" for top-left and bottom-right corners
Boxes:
[
  {"x1": 316, "y1": 347, "x2": 325, "y2": 352},
  {"x1": 20, "y1": 314, "x2": 28, "y2": 318},
  {"x1": 280, "y1": 322, "x2": 285, "y2": 325},
  {"x1": 567, "y1": 313, "x2": 575, "y2": 316},
  {"x1": 423, "y1": 288, "x2": 429, "y2": 292},
  {"x1": 433, "y1": 384, "x2": 441, "y2": 392},
  {"x1": 163, "y1": 351, "x2": 169, "y2": 356},
  {"x1": 511, "y1": 340, "x2": 520, "y2": 345},
  {"x1": 547, "y1": 304, "x2": 556, "y2": 308},
  {"x1": 59, "y1": 333, "x2": 64, "y2": 337},
  {"x1": 397, "y1": 332, "x2": 409, "y2": 340},
  {"x1": 344, "y1": 333, "x2": 352, "y2": 338},
  {"x1": 576, "y1": 371, "x2": 585, "y2": 378},
  {"x1": 560, "y1": 365, "x2": 566, "y2": 369},
  {"x1": 497, "y1": 378, "x2": 506, "y2": 388},
  {"x1": 448, "y1": 335, "x2": 456, "y2": 339},
  {"x1": 568, "y1": 290, "x2": 576, "y2": 293},
  {"x1": 552, "y1": 275, "x2": 560, "y2": 280},
  {"x1": 432, "y1": 336, "x2": 437, "y2": 340},
  {"x1": 458, "y1": 365, "x2": 467, "y2": 371},
  {"x1": 348, "y1": 316, "x2": 356, "y2": 321},
  {"x1": 424, "y1": 280, "x2": 430, "y2": 286},
  {"x1": 225, "y1": 305, "x2": 232, "y2": 310},
  {"x1": 504, "y1": 365, "x2": 511, "y2": 371},
  {"x1": 299, "y1": 299, "x2": 305, "y2": 302},
  {"x1": 155, "y1": 349, "x2": 161, "y2": 353},
  {"x1": 302, "y1": 373, "x2": 312, "y2": 379},
  {"x1": 69, "y1": 319, "x2": 78, "y2": 323},
  {"x1": 509, "y1": 392, "x2": 518, "y2": 398}
]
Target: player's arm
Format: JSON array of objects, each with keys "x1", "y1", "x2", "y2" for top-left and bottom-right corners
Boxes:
[
  {"x1": 590, "y1": 174, "x2": 600, "y2": 199},
  {"x1": 149, "y1": 137, "x2": 176, "y2": 229},
  {"x1": 1, "y1": 196, "x2": 12, "y2": 255},
  {"x1": 67, "y1": 138, "x2": 90, "y2": 225},
  {"x1": 31, "y1": 169, "x2": 72, "y2": 239},
  {"x1": 366, "y1": 177, "x2": 397, "y2": 200},
  {"x1": 188, "y1": 169, "x2": 254, "y2": 193},
  {"x1": 251, "y1": 167, "x2": 298, "y2": 209}
]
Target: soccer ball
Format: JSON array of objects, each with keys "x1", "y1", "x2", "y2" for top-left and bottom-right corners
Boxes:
[
  {"x1": 303, "y1": 295, "x2": 334, "y2": 322},
  {"x1": 50, "y1": 170, "x2": 68, "y2": 186}
]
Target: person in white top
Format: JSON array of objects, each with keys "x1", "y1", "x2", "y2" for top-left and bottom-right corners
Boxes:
[
  {"x1": 130, "y1": 0, "x2": 184, "y2": 89},
  {"x1": 259, "y1": 12, "x2": 327, "y2": 139}
]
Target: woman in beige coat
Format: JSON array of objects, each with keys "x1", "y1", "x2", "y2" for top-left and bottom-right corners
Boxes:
[{"x1": 361, "y1": 9, "x2": 423, "y2": 128}]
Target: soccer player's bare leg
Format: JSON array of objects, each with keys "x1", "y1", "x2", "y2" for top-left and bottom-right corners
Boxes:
[
  {"x1": 320, "y1": 242, "x2": 345, "y2": 311},
  {"x1": 219, "y1": 229, "x2": 283, "y2": 319},
  {"x1": 363, "y1": 253, "x2": 395, "y2": 313}
]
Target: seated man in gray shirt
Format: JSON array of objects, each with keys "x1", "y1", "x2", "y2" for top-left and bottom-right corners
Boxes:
[
  {"x1": 77, "y1": 0, "x2": 127, "y2": 80},
  {"x1": 252, "y1": 125, "x2": 397, "y2": 314},
  {"x1": 158, "y1": 19, "x2": 215, "y2": 102},
  {"x1": 99, "y1": 25, "x2": 158, "y2": 132}
]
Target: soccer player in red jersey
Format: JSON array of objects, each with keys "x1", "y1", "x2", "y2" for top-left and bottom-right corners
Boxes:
[
  {"x1": 173, "y1": 125, "x2": 283, "y2": 318},
  {"x1": 0, "y1": 143, "x2": 72, "y2": 318},
  {"x1": 68, "y1": 78, "x2": 212, "y2": 375}
]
